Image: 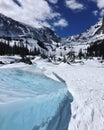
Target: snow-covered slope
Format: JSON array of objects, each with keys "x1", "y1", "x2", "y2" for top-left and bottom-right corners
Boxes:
[
  {"x1": 34, "y1": 58, "x2": 104, "y2": 130},
  {"x1": 0, "y1": 63, "x2": 73, "y2": 130}
]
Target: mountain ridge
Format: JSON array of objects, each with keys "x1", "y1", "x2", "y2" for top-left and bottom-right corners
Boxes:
[
  {"x1": 0, "y1": 13, "x2": 104, "y2": 59},
  {"x1": 63, "y1": 17, "x2": 104, "y2": 45},
  {"x1": 0, "y1": 13, "x2": 60, "y2": 43}
]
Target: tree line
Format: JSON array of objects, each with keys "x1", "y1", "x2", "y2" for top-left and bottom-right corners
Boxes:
[
  {"x1": 0, "y1": 39, "x2": 41, "y2": 57},
  {"x1": 87, "y1": 40, "x2": 104, "y2": 59}
]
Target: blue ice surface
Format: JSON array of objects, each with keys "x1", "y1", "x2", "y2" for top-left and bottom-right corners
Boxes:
[
  {"x1": 0, "y1": 65, "x2": 66, "y2": 98},
  {"x1": 0, "y1": 65, "x2": 73, "y2": 130}
]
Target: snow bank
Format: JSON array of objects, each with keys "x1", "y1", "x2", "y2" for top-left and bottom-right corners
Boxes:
[{"x1": 0, "y1": 65, "x2": 73, "y2": 130}]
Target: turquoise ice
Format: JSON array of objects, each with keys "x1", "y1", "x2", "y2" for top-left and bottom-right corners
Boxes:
[{"x1": 0, "y1": 65, "x2": 73, "y2": 130}]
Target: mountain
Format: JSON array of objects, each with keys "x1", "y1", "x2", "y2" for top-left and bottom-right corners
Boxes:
[
  {"x1": 0, "y1": 13, "x2": 61, "y2": 53},
  {"x1": 61, "y1": 17, "x2": 104, "y2": 58},
  {"x1": 63, "y1": 18, "x2": 104, "y2": 45},
  {"x1": 0, "y1": 13, "x2": 104, "y2": 60}
]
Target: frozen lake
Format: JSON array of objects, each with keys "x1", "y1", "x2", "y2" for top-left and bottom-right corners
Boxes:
[
  {"x1": 0, "y1": 64, "x2": 72, "y2": 130},
  {"x1": 0, "y1": 66, "x2": 66, "y2": 103}
]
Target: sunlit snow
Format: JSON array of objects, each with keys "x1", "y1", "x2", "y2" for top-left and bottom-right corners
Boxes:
[{"x1": 35, "y1": 58, "x2": 104, "y2": 130}]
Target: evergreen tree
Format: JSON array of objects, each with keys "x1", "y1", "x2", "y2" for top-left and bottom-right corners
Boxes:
[{"x1": 78, "y1": 49, "x2": 83, "y2": 59}]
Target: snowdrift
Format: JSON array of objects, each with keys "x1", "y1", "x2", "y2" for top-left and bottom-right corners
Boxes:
[{"x1": 0, "y1": 65, "x2": 73, "y2": 130}]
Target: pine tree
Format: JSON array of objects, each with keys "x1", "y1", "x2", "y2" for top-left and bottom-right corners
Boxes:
[{"x1": 78, "y1": 49, "x2": 83, "y2": 59}]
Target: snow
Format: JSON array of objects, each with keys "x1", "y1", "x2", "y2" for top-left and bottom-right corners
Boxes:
[
  {"x1": 34, "y1": 58, "x2": 104, "y2": 130},
  {"x1": 0, "y1": 62, "x2": 72, "y2": 130},
  {"x1": 0, "y1": 55, "x2": 21, "y2": 64}
]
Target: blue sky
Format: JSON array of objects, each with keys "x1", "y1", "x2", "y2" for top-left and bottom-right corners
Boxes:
[
  {"x1": 0, "y1": 0, "x2": 104, "y2": 37},
  {"x1": 48, "y1": 0, "x2": 103, "y2": 37},
  {"x1": 53, "y1": 0, "x2": 99, "y2": 37}
]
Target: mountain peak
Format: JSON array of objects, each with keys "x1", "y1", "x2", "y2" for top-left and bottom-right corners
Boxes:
[{"x1": 63, "y1": 17, "x2": 104, "y2": 45}]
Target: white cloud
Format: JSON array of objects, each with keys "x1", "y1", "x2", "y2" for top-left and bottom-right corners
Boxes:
[
  {"x1": 0, "y1": 0, "x2": 67, "y2": 28},
  {"x1": 48, "y1": 0, "x2": 58, "y2": 4},
  {"x1": 65, "y1": 0, "x2": 84, "y2": 10},
  {"x1": 93, "y1": 10, "x2": 99, "y2": 16},
  {"x1": 95, "y1": 0, "x2": 104, "y2": 9},
  {"x1": 54, "y1": 19, "x2": 68, "y2": 27},
  {"x1": 100, "y1": 9, "x2": 104, "y2": 16},
  {"x1": 91, "y1": 0, "x2": 104, "y2": 17},
  {"x1": 91, "y1": 0, "x2": 104, "y2": 9}
]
